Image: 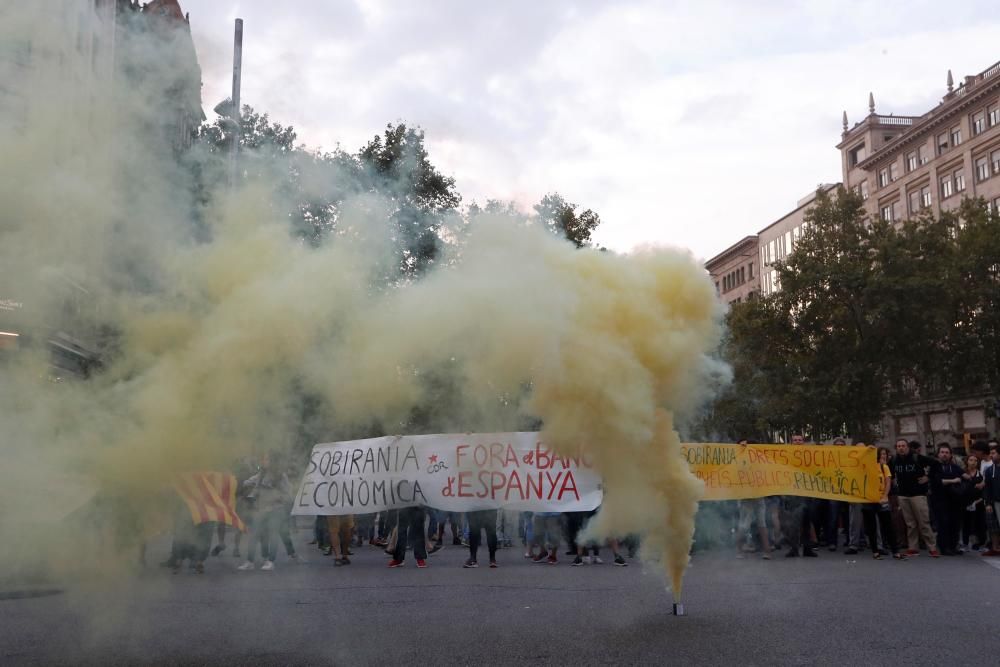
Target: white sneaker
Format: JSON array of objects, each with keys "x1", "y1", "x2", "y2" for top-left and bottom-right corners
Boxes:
[
  {"x1": 237, "y1": 561, "x2": 255, "y2": 571},
  {"x1": 583, "y1": 556, "x2": 592, "y2": 564},
  {"x1": 593, "y1": 556, "x2": 604, "y2": 564},
  {"x1": 260, "y1": 560, "x2": 275, "y2": 571}
]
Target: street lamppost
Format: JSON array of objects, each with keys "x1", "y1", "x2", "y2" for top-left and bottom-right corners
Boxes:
[{"x1": 213, "y1": 18, "x2": 243, "y2": 191}]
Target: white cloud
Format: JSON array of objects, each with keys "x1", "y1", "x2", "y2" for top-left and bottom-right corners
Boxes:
[{"x1": 184, "y1": 0, "x2": 1000, "y2": 258}]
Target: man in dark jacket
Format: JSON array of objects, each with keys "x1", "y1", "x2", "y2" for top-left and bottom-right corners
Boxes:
[
  {"x1": 891, "y1": 439, "x2": 939, "y2": 557},
  {"x1": 929, "y1": 443, "x2": 966, "y2": 555}
]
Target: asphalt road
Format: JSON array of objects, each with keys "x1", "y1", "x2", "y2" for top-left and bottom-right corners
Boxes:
[{"x1": 3, "y1": 528, "x2": 1000, "y2": 666}]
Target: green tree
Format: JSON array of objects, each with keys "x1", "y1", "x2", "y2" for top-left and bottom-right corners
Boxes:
[
  {"x1": 194, "y1": 101, "x2": 363, "y2": 245},
  {"x1": 695, "y1": 298, "x2": 799, "y2": 441},
  {"x1": 709, "y1": 188, "x2": 995, "y2": 443},
  {"x1": 533, "y1": 192, "x2": 601, "y2": 248},
  {"x1": 946, "y1": 198, "x2": 1000, "y2": 398},
  {"x1": 358, "y1": 123, "x2": 461, "y2": 276}
]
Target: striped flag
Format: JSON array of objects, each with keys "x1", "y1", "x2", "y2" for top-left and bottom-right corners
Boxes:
[{"x1": 172, "y1": 471, "x2": 247, "y2": 533}]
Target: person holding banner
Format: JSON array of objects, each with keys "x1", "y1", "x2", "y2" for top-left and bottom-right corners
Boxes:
[
  {"x1": 388, "y1": 506, "x2": 428, "y2": 568},
  {"x1": 531, "y1": 512, "x2": 562, "y2": 564},
  {"x1": 861, "y1": 447, "x2": 904, "y2": 560},
  {"x1": 735, "y1": 439, "x2": 773, "y2": 560},
  {"x1": 464, "y1": 509, "x2": 499, "y2": 568},
  {"x1": 325, "y1": 514, "x2": 354, "y2": 565},
  {"x1": 783, "y1": 435, "x2": 818, "y2": 558}
]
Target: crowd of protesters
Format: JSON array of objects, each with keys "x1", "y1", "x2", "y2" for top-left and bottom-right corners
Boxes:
[
  {"x1": 162, "y1": 436, "x2": 1000, "y2": 574},
  {"x1": 162, "y1": 450, "x2": 634, "y2": 573},
  {"x1": 713, "y1": 436, "x2": 1000, "y2": 562}
]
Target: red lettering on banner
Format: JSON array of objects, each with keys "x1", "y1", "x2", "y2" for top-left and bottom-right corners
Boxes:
[
  {"x1": 505, "y1": 471, "x2": 524, "y2": 500},
  {"x1": 489, "y1": 471, "x2": 505, "y2": 496},
  {"x1": 558, "y1": 471, "x2": 579, "y2": 500},
  {"x1": 545, "y1": 471, "x2": 562, "y2": 499},
  {"x1": 457, "y1": 471, "x2": 473, "y2": 497},
  {"x1": 526, "y1": 471, "x2": 542, "y2": 498},
  {"x1": 442, "y1": 476, "x2": 455, "y2": 497},
  {"x1": 456, "y1": 445, "x2": 469, "y2": 467},
  {"x1": 536, "y1": 445, "x2": 551, "y2": 470},
  {"x1": 476, "y1": 471, "x2": 490, "y2": 498},
  {"x1": 488, "y1": 442, "x2": 520, "y2": 468},
  {"x1": 474, "y1": 446, "x2": 488, "y2": 467}
]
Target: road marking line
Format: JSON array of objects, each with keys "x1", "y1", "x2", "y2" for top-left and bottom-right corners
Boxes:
[{"x1": 982, "y1": 558, "x2": 1000, "y2": 572}]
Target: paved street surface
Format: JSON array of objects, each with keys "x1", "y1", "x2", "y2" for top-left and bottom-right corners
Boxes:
[{"x1": 3, "y1": 527, "x2": 1000, "y2": 666}]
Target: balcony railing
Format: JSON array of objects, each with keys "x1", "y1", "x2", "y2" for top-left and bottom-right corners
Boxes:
[
  {"x1": 947, "y1": 60, "x2": 1000, "y2": 101},
  {"x1": 874, "y1": 115, "x2": 915, "y2": 126}
]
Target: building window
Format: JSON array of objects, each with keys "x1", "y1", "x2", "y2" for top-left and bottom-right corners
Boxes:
[
  {"x1": 918, "y1": 146, "x2": 929, "y2": 165},
  {"x1": 892, "y1": 200, "x2": 902, "y2": 222},
  {"x1": 973, "y1": 110, "x2": 986, "y2": 136},
  {"x1": 748, "y1": 261, "x2": 754, "y2": 279},
  {"x1": 878, "y1": 168, "x2": 889, "y2": 187},
  {"x1": 889, "y1": 162, "x2": 899, "y2": 182},
  {"x1": 860, "y1": 180, "x2": 869, "y2": 200},
  {"x1": 906, "y1": 151, "x2": 918, "y2": 172},
  {"x1": 990, "y1": 104, "x2": 1000, "y2": 128},
  {"x1": 909, "y1": 190, "x2": 921, "y2": 215},
  {"x1": 992, "y1": 149, "x2": 1000, "y2": 175},
  {"x1": 954, "y1": 170, "x2": 966, "y2": 193},
  {"x1": 849, "y1": 143, "x2": 867, "y2": 167},
  {"x1": 881, "y1": 204, "x2": 893, "y2": 222},
  {"x1": 941, "y1": 175, "x2": 954, "y2": 199},
  {"x1": 977, "y1": 156, "x2": 990, "y2": 182},
  {"x1": 937, "y1": 132, "x2": 949, "y2": 154},
  {"x1": 921, "y1": 185, "x2": 932, "y2": 208},
  {"x1": 951, "y1": 126, "x2": 962, "y2": 147}
]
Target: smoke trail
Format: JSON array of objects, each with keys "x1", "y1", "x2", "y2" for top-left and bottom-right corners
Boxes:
[{"x1": 0, "y1": 2, "x2": 722, "y2": 599}]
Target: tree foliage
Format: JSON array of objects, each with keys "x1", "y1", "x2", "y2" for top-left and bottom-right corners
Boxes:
[
  {"x1": 358, "y1": 123, "x2": 461, "y2": 276},
  {"x1": 533, "y1": 192, "x2": 601, "y2": 248},
  {"x1": 708, "y1": 189, "x2": 1000, "y2": 442},
  {"x1": 193, "y1": 108, "x2": 602, "y2": 276}
]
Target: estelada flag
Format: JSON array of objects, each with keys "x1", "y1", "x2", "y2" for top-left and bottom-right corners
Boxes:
[{"x1": 172, "y1": 471, "x2": 247, "y2": 532}]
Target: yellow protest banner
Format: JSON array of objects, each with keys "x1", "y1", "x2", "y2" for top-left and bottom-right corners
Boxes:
[{"x1": 681, "y1": 443, "x2": 883, "y2": 503}]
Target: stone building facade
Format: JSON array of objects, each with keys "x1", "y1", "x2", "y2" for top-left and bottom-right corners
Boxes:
[
  {"x1": 705, "y1": 59, "x2": 1000, "y2": 449},
  {"x1": 705, "y1": 236, "x2": 759, "y2": 306},
  {"x1": 839, "y1": 62, "x2": 1000, "y2": 223},
  {"x1": 0, "y1": 0, "x2": 203, "y2": 378}
]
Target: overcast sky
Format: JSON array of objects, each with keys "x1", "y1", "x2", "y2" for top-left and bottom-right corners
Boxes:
[{"x1": 183, "y1": 0, "x2": 1000, "y2": 260}]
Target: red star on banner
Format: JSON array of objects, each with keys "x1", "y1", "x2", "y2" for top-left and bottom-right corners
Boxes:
[{"x1": 429, "y1": 455, "x2": 438, "y2": 464}]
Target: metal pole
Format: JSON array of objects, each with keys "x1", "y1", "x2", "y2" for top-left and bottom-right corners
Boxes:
[{"x1": 229, "y1": 18, "x2": 243, "y2": 189}]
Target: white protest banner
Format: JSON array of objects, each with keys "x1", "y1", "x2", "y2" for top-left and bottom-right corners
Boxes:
[{"x1": 292, "y1": 432, "x2": 602, "y2": 516}]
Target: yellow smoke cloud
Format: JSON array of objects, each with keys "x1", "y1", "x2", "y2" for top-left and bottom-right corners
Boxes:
[{"x1": 0, "y1": 4, "x2": 722, "y2": 597}]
